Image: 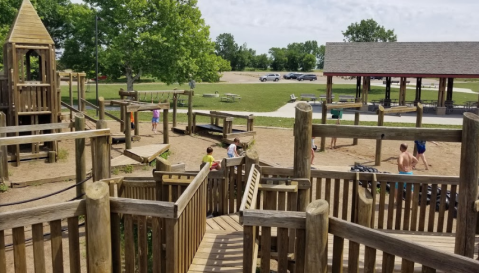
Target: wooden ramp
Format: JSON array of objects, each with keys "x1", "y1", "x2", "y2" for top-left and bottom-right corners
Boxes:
[
  {"x1": 188, "y1": 215, "x2": 245, "y2": 272},
  {"x1": 111, "y1": 155, "x2": 142, "y2": 168},
  {"x1": 123, "y1": 143, "x2": 170, "y2": 163}
]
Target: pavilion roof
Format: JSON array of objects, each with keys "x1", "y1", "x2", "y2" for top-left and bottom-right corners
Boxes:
[
  {"x1": 6, "y1": 0, "x2": 54, "y2": 45},
  {"x1": 323, "y1": 42, "x2": 479, "y2": 78}
]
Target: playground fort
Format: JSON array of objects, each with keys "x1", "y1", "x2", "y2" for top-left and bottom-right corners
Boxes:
[{"x1": 2, "y1": 1, "x2": 479, "y2": 273}]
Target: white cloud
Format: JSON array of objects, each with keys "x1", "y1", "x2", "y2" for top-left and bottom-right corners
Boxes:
[{"x1": 197, "y1": 0, "x2": 479, "y2": 53}]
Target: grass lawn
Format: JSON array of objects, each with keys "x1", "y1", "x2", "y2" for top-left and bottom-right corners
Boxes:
[
  {"x1": 454, "y1": 82, "x2": 479, "y2": 92},
  {"x1": 62, "y1": 82, "x2": 479, "y2": 113}
]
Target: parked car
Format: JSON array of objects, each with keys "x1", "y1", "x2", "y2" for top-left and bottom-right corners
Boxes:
[
  {"x1": 370, "y1": 76, "x2": 383, "y2": 80},
  {"x1": 259, "y1": 73, "x2": 280, "y2": 82},
  {"x1": 290, "y1": 73, "x2": 303, "y2": 79},
  {"x1": 297, "y1": 74, "x2": 317, "y2": 81},
  {"x1": 283, "y1": 73, "x2": 295, "y2": 79}
]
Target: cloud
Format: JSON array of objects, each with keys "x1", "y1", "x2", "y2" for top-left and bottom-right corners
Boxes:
[{"x1": 197, "y1": 0, "x2": 479, "y2": 54}]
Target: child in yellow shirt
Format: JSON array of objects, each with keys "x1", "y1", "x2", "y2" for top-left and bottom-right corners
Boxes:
[{"x1": 202, "y1": 147, "x2": 221, "y2": 170}]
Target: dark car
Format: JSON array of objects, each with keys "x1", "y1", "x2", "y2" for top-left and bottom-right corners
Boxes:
[
  {"x1": 290, "y1": 73, "x2": 303, "y2": 79},
  {"x1": 297, "y1": 74, "x2": 317, "y2": 81},
  {"x1": 283, "y1": 73, "x2": 295, "y2": 79},
  {"x1": 370, "y1": 76, "x2": 383, "y2": 80}
]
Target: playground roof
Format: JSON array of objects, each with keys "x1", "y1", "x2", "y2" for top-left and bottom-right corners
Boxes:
[
  {"x1": 323, "y1": 42, "x2": 479, "y2": 78},
  {"x1": 6, "y1": 0, "x2": 54, "y2": 45}
]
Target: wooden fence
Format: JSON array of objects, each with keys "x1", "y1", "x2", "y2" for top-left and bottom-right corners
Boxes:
[{"x1": 242, "y1": 198, "x2": 479, "y2": 273}]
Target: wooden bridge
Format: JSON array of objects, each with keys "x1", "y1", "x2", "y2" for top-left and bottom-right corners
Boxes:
[{"x1": 2, "y1": 103, "x2": 479, "y2": 273}]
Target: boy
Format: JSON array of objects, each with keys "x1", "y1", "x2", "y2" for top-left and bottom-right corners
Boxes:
[
  {"x1": 152, "y1": 109, "x2": 160, "y2": 133},
  {"x1": 227, "y1": 138, "x2": 240, "y2": 158},
  {"x1": 203, "y1": 147, "x2": 222, "y2": 170}
]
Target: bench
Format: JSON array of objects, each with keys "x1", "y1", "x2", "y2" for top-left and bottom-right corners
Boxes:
[
  {"x1": 319, "y1": 94, "x2": 335, "y2": 103},
  {"x1": 338, "y1": 95, "x2": 356, "y2": 102},
  {"x1": 300, "y1": 93, "x2": 318, "y2": 103},
  {"x1": 178, "y1": 98, "x2": 186, "y2": 106},
  {"x1": 220, "y1": 96, "x2": 233, "y2": 102},
  {"x1": 290, "y1": 94, "x2": 297, "y2": 102}
]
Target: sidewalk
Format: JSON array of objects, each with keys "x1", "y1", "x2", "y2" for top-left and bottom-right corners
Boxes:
[{"x1": 178, "y1": 101, "x2": 464, "y2": 126}]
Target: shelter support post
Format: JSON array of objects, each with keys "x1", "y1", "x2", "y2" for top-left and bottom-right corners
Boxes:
[
  {"x1": 399, "y1": 77, "x2": 407, "y2": 106},
  {"x1": 353, "y1": 108, "x2": 360, "y2": 145},
  {"x1": 446, "y1": 78, "x2": 454, "y2": 102},
  {"x1": 375, "y1": 106, "x2": 385, "y2": 166},
  {"x1": 455, "y1": 113, "x2": 479, "y2": 258},
  {"x1": 92, "y1": 119, "x2": 110, "y2": 182},
  {"x1": 75, "y1": 114, "x2": 86, "y2": 197},
  {"x1": 361, "y1": 76, "x2": 370, "y2": 111},
  {"x1": 326, "y1": 76, "x2": 333, "y2": 104},
  {"x1": 413, "y1": 104, "x2": 423, "y2": 157},
  {"x1": 294, "y1": 102, "x2": 312, "y2": 211},
  {"x1": 355, "y1": 76, "x2": 361, "y2": 102},
  {"x1": 415, "y1": 78, "x2": 422, "y2": 104},
  {"x1": 436, "y1": 78, "x2": 447, "y2": 115},
  {"x1": 384, "y1": 77, "x2": 391, "y2": 108},
  {"x1": 0, "y1": 113, "x2": 8, "y2": 184},
  {"x1": 163, "y1": 109, "x2": 169, "y2": 144}
]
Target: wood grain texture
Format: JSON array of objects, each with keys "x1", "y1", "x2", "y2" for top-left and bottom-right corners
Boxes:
[
  {"x1": 305, "y1": 200, "x2": 329, "y2": 273},
  {"x1": 0, "y1": 128, "x2": 110, "y2": 146},
  {"x1": 242, "y1": 209, "x2": 306, "y2": 229}
]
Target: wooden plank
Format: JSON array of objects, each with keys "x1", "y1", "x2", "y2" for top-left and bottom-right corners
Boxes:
[
  {"x1": 428, "y1": 184, "x2": 438, "y2": 232},
  {"x1": 383, "y1": 106, "x2": 417, "y2": 114},
  {"x1": 325, "y1": 102, "x2": 363, "y2": 109},
  {"x1": 138, "y1": 216, "x2": 148, "y2": 273},
  {"x1": 50, "y1": 220, "x2": 64, "y2": 273},
  {"x1": 124, "y1": 144, "x2": 171, "y2": 163},
  {"x1": 333, "y1": 178, "x2": 340, "y2": 217},
  {"x1": 387, "y1": 185, "x2": 395, "y2": 230},
  {"x1": 124, "y1": 214, "x2": 135, "y2": 273},
  {"x1": 260, "y1": 226, "x2": 271, "y2": 273},
  {"x1": 0, "y1": 128, "x2": 110, "y2": 146},
  {"x1": 110, "y1": 197, "x2": 176, "y2": 218},
  {"x1": 11, "y1": 174, "x2": 77, "y2": 188},
  {"x1": 332, "y1": 236, "x2": 344, "y2": 273},
  {"x1": 446, "y1": 185, "x2": 457, "y2": 233},
  {"x1": 419, "y1": 183, "x2": 428, "y2": 232},
  {"x1": 277, "y1": 227, "x2": 289, "y2": 273},
  {"x1": 12, "y1": 227, "x2": 27, "y2": 272},
  {"x1": 242, "y1": 209, "x2": 306, "y2": 229},
  {"x1": 258, "y1": 184, "x2": 298, "y2": 192},
  {"x1": 312, "y1": 124, "x2": 462, "y2": 142},
  {"x1": 0, "y1": 200, "x2": 85, "y2": 230},
  {"x1": 175, "y1": 164, "x2": 210, "y2": 216},
  {"x1": 67, "y1": 218, "x2": 81, "y2": 273},
  {"x1": 0, "y1": 230, "x2": 5, "y2": 273},
  {"x1": 410, "y1": 182, "x2": 421, "y2": 231},
  {"x1": 378, "y1": 181, "x2": 387, "y2": 229},
  {"x1": 437, "y1": 184, "x2": 448, "y2": 232}
]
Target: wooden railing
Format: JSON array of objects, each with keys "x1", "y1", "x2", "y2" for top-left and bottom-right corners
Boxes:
[
  {"x1": 0, "y1": 200, "x2": 87, "y2": 273},
  {"x1": 261, "y1": 167, "x2": 459, "y2": 233},
  {"x1": 242, "y1": 199, "x2": 479, "y2": 273}
]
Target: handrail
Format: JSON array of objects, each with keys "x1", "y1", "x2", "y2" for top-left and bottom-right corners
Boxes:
[
  {"x1": 0, "y1": 128, "x2": 110, "y2": 146},
  {"x1": 242, "y1": 209, "x2": 306, "y2": 229},
  {"x1": 312, "y1": 124, "x2": 462, "y2": 142},
  {"x1": 81, "y1": 98, "x2": 123, "y2": 123},
  {"x1": 329, "y1": 218, "x2": 479, "y2": 273},
  {"x1": 174, "y1": 163, "x2": 210, "y2": 216},
  {"x1": 110, "y1": 197, "x2": 176, "y2": 219},
  {"x1": 239, "y1": 164, "x2": 260, "y2": 221},
  {"x1": 0, "y1": 122, "x2": 73, "y2": 134},
  {"x1": 0, "y1": 200, "x2": 85, "y2": 230}
]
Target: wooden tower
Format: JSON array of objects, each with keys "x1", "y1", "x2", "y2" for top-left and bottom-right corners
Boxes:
[{"x1": 0, "y1": 0, "x2": 60, "y2": 163}]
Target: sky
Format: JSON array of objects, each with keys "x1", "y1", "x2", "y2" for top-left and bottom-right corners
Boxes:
[
  {"x1": 71, "y1": 0, "x2": 479, "y2": 54},
  {"x1": 196, "y1": 0, "x2": 479, "y2": 54}
]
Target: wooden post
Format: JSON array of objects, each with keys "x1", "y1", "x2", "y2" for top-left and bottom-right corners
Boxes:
[
  {"x1": 98, "y1": 97, "x2": 105, "y2": 121},
  {"x1": 320, "y1": 102, "x2": 327, "y2": 151},
  {"x1": 355, "y1": 76, "x2": 361, "y2": 101},
  {"x1": 0, "y1": 113, "x2": 8, "y2": 184},
  {"x1": 155, "y1": 156, "x2": 171, "y2": 172},
  {"x1": 357, "y1": 187, "x2": 376, "y2": 273},
  {"x1": 455, "y1": 113, "x2": 479, "y2": 258},
  {"x1": 172, "y1": 94, "x2": 177, "y2": 128},
  {"x1": 163, "y1": 109, "x2": 169, "y2": 144},
  {"x1": 294, "y1": 102, "x2": 312, "y2": 211},
  {"x1": 245, "y1": 149, "x2": 259, "y2": 177},
  {"x1": 108, "y1": 180, "x2": 121, "y2": 273},
  {"x1": 399, "y1": 77, "x2": 407, "y2": 106},
  {"x1": 384, "y1": 77, "x2": 391, "y2": 107},
  {"x1": 326, "y1": 76, "x2": 333, "y2": 104},
  {"x1": 192, "y1": 113, "x2": 197, "y2": 134},
  {"x1": 91, "y1": 121, "x2": 111, "y2": 182},
  {"x1": 85, "y1": 182, "x2": 112, "y2": 272},
  {"x1": 125, "y1": 109, "x2": 132, "y2": 150},
  {"x1": 80, "y1": 76, "x2": 86, "y2": 112},
  {"x1": 415, "y1": 78, "x2": 422, "y2": 104},
  {"x1": 413, "y1": 103, "x2": 423, "y2": 156},
  {"x1": 353, "y1": 110, "x2": 360, "y2": 145},
  {"x1": 75, "y1": 114, "x2": 86, "y2": 197},
  {"x1": 120, "y1": 102, "x2": 125, "y2": 132},
  {"x1": 305, "y1": 200, "x2": 329, "y2": 273},
  {"x1": 187, "y1": 90, "x2": 193, "y2": 135},
  {"x1": 69, "y1": 73, "x2": 73, "y2": 120},
  {"x1": 375, "y1": 106, "x2": 385, "y2": 166},
  {"x1": 362, "y1": 76, "x2": 370, "y2": 106},
  {"x1": 134, "y1": 91, "x2": 139, "y2": 136}
]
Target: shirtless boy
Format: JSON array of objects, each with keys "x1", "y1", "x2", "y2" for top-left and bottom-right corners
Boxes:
[{"x1": 396, "y1": 143, "x2": 418, "y2": 201}]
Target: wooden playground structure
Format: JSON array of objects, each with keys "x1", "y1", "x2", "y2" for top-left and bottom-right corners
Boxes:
[
  {"x1": 2, "y1": 102, "x2": 479, "y2": 273},
  {"x1": 320, "y1": 101, "x2": 362, "y2": 151}
]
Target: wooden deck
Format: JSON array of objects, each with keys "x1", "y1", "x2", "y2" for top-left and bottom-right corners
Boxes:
[
  {"x1": 123, "y1": 143, "x2": 170, "y2": 163},
  {"x1": 190, "y1": 214, "x2": 478, "y2": 272}
]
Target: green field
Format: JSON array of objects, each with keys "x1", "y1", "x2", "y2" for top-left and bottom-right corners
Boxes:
[{"x1": 62, "y1": 82, "x2": 479, "y2": 113}]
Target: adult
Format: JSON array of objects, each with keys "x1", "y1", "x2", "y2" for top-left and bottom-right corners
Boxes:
[
  {"x1": 396, "y1": 143, "x2": 418, "y2": 201},
  {"x1": 414, "y1": 140, "x2": 438, "y2": 170}
]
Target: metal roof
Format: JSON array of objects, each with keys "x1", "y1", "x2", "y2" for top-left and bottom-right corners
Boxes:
[{"x1": 323, "y1": 42, "x2": 479, "y2": 78}]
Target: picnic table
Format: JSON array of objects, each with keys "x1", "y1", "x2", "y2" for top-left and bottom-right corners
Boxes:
[
  {"x1": 300, "y1": 93, "x2": 318, "y2": 103},
  {"x1": 338, "y1": 95, "x2": 356, "y2": 102},
  {"x1": 221, "y1": 93, "x2": 241, "y2": 102},
  {"x1": 464, "y1": 101, "x2": 477, "y2": 112}
]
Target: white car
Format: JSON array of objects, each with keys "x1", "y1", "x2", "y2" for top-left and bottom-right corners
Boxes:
[{"x1": 259, "y1": 73, "x2": 280, "y2": 82}]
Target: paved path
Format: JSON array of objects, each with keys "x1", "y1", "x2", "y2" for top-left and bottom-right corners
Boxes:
[{"x1": 179, "y1": 101, "x2": 465, "y2": 126}]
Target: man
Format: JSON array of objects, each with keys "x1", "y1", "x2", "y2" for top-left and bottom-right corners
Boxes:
[{"x1": 396, "y1": 143, "x2": 418, "y2": 201}]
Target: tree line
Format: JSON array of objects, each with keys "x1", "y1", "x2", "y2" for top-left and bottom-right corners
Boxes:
[{"x1": 214, "y1": 33, "x2": 325, "y2": 72}]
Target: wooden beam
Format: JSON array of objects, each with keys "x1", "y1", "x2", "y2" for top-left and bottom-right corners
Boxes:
[
  {"x1": 0, "y1": 122, "x2": 73, "y2": 134},
  {"x1": 312, "y1": 124, "x2": 461, "y2": 142},
  {"x1": 294, "y1": 102, "x2": 312, "y2": 211},
  {"x1": 258, "y1": 184, "x2": 298, "y2": 192},
  {"x1": 110, "y1": 197, "x2": 176, "y2": 218},
  {"x1": 60, "y1": 102, "x2": 97, "y2": 123},
  {"x1": 0, "y1": 129, "x2": 110, "y2": 146},
  {"x1": 126, "y1": 103, "x2": 170, "y2": 112},
  {"x1": 174, "y1": 163, "x2": 210, "y2": 216},
  {"x1": 325, "y1": 102, "x2": 362, "y2": 109},
  {"x1": 242, "y1": 209, "x2": 306, "y2": 229},
  {"x1": 119, "y1": 90, "x2": 187, "y2": 98},
  {"x1": 382, "y1": 106, "x2": 417, "y2": 114},
  {"x1": 224, "y1": 131, "x2": 256, "y2": 139},
  {"x1": 326, "y1": 76, "x2": 333, "y2": 104},
  {"x1": 209, "y1": 111, "x2": 255, "y2": 119}
]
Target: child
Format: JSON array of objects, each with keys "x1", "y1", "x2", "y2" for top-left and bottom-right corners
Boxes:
[
  {"x1": 130, "y1": 112, "x2": 135, "y2": 130},
  {"x1": 203, "y1": 147, "x2": 222, "y2": 170},
  {"x1": 152, "y1": 109, "x2": 160, "y2": 133},
  {"x1": 414, "y1": 140, "x2": 438, "y2": 170},
  {"x1": 227, "y1": 138, "x2": 240, "y2": 158},
  {"x1": 311, "y1": 137, "x2": 316, "y2": 164},
  {"x1": 330, "y1": 118, "x2": 340, "y2": 149}
]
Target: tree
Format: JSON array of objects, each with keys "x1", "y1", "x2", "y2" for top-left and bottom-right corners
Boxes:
[
  {"x1": 215, "y1": 33, "x2": 238, "y2": 70},
  {"x1": 342, "y1": 19, "x2": 397, "y2": 42},
  {"x1": 254, "y1": 54, "x2": 270, "y2": 70},
  {"x1": 73, "y1": 0, "x2": 225, "y2": 90},
  {"x1": 316, "y1": 45, "x2": 325, "y2": 69},
  {"x1": 269, "y1": 47, "x2": 287, "y2": 71},
  {"x1": 301, "y1": 54, "x2": 317, "y2": 72}
]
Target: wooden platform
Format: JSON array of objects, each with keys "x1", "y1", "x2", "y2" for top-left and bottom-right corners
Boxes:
[
  {"x1": 111, "y1": 155, "x2": 143, "y2": 168},
  {"x1": 191, "y1": 214, "x2": 478, "y2": 272},
  {"x1": 123, "y1": 143, "x2": 170, "y2": 163}
]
